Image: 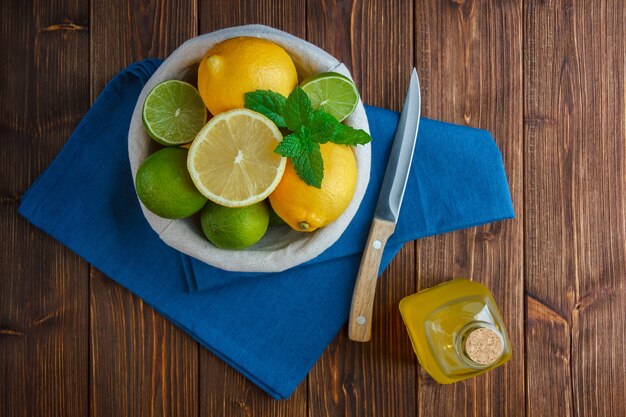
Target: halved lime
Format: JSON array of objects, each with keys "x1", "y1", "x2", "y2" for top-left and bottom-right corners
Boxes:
[
  {"x1": 300, "y1": 72, "x2": 359, "y2": 122},
  {"x1": 142, "y1": 80, "x2": 207, "y2": 146}
]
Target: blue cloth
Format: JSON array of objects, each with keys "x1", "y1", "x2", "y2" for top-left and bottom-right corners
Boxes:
[{"x1": 18, "y1": 59, "x2": 514, "y2": 399}]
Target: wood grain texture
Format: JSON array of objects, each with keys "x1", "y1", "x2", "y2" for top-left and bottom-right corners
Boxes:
[
  {"x1": 349, "y1": 218, "x2": 396, "y2": 342},
  {"x1": 525, "y1": 296, "x2": 573, "y2": 416},
  {"x1": 308, "y1": 245, "x2": 417, "y2": 417},
  {"x1": 0, "y1": 0, "x2": 88, "y2": 197},
  {"x1": 89, "y1": 1, "x2": 199, "y2": 416},
  {"x1": 524, "y1": 0, "x2": 626, "y2": 415},
  {"x1": 199, "y1": 355, "x2": 308, "y2": 417},
  {"x1": 198, "y1": 0, "x2": 305, "y2": 35},
  {"x1": 0, "y1": 0, "x2": 90, "y2": 416},
  {"x1": 90, "y1": 0, "x2": 198, "y2": 96},
  {"x1": 90, "y1": 271, "x2": 198, "y2": 417},
  {"x1": 414, "y1": 1, "x2": 525, "y2": 416},
  {"x1": 306, "y1": 0, "x2": 417, "y2": 416},
  {"x1": 0, "y1": 209, "x2": 89, "y2": 417},
  {"x1": 197, "y1": 2, "x2": 309, "y2": 415}
]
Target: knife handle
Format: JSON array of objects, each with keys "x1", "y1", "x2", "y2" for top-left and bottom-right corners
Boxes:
[{"x1": 348, "y1": 218, "x2": 396, "y2": 342}]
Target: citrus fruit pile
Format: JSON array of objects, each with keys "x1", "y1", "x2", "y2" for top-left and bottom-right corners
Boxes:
[{"x1": 136, "y1": 36, "x2": 370, "y2": 250}]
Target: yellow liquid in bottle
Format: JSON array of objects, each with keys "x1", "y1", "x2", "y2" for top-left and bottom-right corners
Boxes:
[{"x1": 399, "y1": 279, "x2": 511, "y2": 384}]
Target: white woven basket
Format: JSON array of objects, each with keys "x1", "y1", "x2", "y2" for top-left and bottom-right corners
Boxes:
[{"x1": 128, "y1": 24, "x2": 371, "y2": 273}]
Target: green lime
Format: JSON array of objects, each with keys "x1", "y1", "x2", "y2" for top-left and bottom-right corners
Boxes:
[
  {"x1": 267, "y1": 202, "x2": 286, "y2": 226},
  {"x1": 200, "y1": 201, "x2": 269, "y2": 250},
  {"x1": 300, "y1": 72, "x2": 359, "y2": 122},
  {"x1": 142, "y1": 80, "x2": 207, "y2": 146},
  {"x1": 135, "y1": 147, "x2": 207, "y2": 219}
]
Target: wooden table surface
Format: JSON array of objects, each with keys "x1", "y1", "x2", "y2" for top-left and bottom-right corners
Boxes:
[{"x1": 2, "y1": 0, "x2": 625, "y2": 416}]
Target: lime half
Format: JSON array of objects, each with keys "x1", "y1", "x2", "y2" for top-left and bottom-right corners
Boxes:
[
  {"x1": 142, "y1": 80, "x2": 207, "y2": 146},
  {"x1": 300, "y1": 72, "x2": 359, "y2": 122}
]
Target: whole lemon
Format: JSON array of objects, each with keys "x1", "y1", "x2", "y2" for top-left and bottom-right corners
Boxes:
[
  {"x1": 269, "y1": 143, "x2": 357, "y2": 232},
  {"x1": 197, "y1": 37, "x2": 298, "y2": 115}
]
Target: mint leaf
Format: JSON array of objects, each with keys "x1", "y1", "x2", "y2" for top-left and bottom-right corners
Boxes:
[
  {"x1": 244, "y1": 90, "x2": 287, "y2": 127},
  {"x1": 274, "y1": 132, "x2": 303, "y2": 159},
  {"x1": 294, "y1": 142, "x2": 324, "y2": 188},
  {"x1": 257, "y1": 85, "x2": 370, "y2": 186},
  {"x1": 274, "y1": 128, "x2": 324, "y2": 188},
  {"x1": 331, "y1": 123, "x2": 372, "y2": 145},
  {"x1": 284, "y1": 87, "x2": 313, "y2": 131},
  {"x1": 308, "y1": 111, "x2": 338, "y2": 144}
]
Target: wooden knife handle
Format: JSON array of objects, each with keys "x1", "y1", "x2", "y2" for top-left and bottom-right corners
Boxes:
[{"x1": 348, "y1": 218, "x2": 396, "y2": 342}]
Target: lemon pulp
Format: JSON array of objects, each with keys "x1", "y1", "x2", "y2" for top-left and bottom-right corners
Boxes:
[{"x1": 187, "y1": 109, "x2": 286, "y2": 208}]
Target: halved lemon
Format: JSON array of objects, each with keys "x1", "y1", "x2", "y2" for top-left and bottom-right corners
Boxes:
[{"x1": 187, "y1": 109, "x2": 286, "y2": 208}]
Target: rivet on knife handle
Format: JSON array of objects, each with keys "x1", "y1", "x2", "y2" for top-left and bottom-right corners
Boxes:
[{"x1": 348, "y1": 218, "x2": 396, "y2": 342}]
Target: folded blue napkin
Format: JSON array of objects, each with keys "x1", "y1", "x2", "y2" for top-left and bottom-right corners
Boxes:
[{"x1": 19, "y1": 59, "x2": 514, "y2": 400}]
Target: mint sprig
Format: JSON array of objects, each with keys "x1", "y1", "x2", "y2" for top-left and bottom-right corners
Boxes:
[
  {"x1": 245, "y1": 87, "x2": 371, "y2": 188},
  {"x1": 308, "y1": 111, "x2": 337, "y2": 144},
  {"x1": 276, "y1": 128, "x2": 324, "y2": 188},
  {"x1": 244, "y1": 89, "x2": 287, "y2": 127},
  {"x1": 284, "y1": 88, "x2": 313, "y2": 131}
]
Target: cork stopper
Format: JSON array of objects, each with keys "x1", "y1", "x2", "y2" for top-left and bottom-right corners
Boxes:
[{"x1": 463, "y1": 327, "x2": 503, "y2": 366}]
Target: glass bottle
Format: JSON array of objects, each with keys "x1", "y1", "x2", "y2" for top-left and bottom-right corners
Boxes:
[{"x1": 398, "y1": 278, "x2": 511, "y2": 383}]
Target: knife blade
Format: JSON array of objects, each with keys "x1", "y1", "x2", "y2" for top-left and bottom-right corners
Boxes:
[{"x1": 348, "y1": 68, "x2": 421, "y2": 342}]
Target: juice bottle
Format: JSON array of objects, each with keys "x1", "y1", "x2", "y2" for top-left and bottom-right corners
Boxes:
[{"x1": 398, "y1": 279, "x2": 511, "y2": 383}]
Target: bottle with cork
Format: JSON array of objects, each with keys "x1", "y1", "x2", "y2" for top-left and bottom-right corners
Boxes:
[{"x1": 399, "y1": 278, "x2": 511, "y2": 383}]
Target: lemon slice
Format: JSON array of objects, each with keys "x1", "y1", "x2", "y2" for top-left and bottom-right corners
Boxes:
[{"x1": 187, "y1": 109, "x2": 286, "y2": 208}]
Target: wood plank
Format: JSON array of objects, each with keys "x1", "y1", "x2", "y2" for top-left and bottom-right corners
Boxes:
[
  {"x1": 0, "y1": 206, "x2": 89, "y2": 417},
  {"x1": 197, "y1": 0, "x2": 308, "y2": 413},
  {"x1": 0, "y1": 0, "x2": 89, "y2": 197},
  {"x1": 199, "y1": 357, "x2": 308, "y2": 416},
  {"x1": 413, "y1": 0, "x2": 524, "y2": 416},
  {"x1": 89, "y1": 271, "x2": 198, "y2": 417},
  {"x1": 88, "y1": 1, "x2": 198, "y2": 416},
  {"x1": 307, "y1": 246, "x2": 416, "y2": 417},
  {"x1": 525, "y1": 296, "x2": 573, "y2": 416},
  {"x1": 199, "y1": 0, "x2": 304, "y2": 34},
  {"x1": 306, "y1": 1, "x2": 416, "y2": 416},
  {"x1": 89, "y1": 0, "x2": 198, "y2": 96},
  {"x1": 524, "y1": 0, "x2": 626, "y2": 415},
  {"x1": 0, "y1": 0, "x2": 90, "y2": 416}
]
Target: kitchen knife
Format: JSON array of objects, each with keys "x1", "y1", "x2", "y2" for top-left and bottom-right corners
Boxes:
[{"x1": 348, "y1": 68, "x2": 421, "y2": 342}]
